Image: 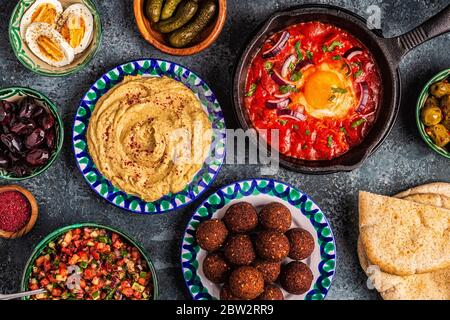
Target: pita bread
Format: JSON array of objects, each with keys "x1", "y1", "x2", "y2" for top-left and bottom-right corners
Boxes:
[
  {"x1": 359, "y1": 191, "x2": 450, "y2": 276},
  {"x1": 358, "y1": 237, "x2": 450, "y2": 300},
  {"x1": 395, "y1": 182, "x2": 450, "y2": 199}
]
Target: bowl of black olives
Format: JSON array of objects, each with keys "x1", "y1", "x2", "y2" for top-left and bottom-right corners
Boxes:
[{"x1": 0, "y1": 87, "x2": 63, "y2": 180}]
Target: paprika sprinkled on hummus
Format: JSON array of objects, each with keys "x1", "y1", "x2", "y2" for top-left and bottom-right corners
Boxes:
[{"x1": 0, "y1": 190, "x2": 31, "y2": 232}]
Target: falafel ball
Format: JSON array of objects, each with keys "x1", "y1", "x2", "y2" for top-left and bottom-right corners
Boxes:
[
  {"x1": 255, "y1": 230, "x2": 290, "y2": 262},
  {"x1": 220, "y1": 284, "x2": 240, "y2": 300},
  {"x1": 224, "y1": 234, "x2": 256, "y2": 265},
  {"x1": 223, "y1": 202, "x2": 258, "y2": 233},
  {"x1": 280, "y1": 261, "x2": 313, "y2": 295},
  {"x1": 203, "y1": 252, "x2": 232, "y2": 284},
  {"x1": 229, "y1": 266, "x2": 264, "y2": 300},
  {"x1": 258, "y1": 284, "x2": 284, "y2": 300},
  {"x1": 196, "y1": 219, "x2": 229, "y2": 252},
  {"x1": 286, "y1": 228, "x2": 315, "y2": 260},
  {"x1": 253, "y1": 259, "x2": 281, "y2": 283},
  {"x1": 259, "y1": 202, "x2": 292, "y2": 233}
]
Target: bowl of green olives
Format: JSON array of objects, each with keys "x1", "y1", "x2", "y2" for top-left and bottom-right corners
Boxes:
[
  {"x1": 417, "y1": 69, "x2": 450, "y2": 159},
  {"x1": 134, "y1": 0, "x2": 227, "y2": 56}
]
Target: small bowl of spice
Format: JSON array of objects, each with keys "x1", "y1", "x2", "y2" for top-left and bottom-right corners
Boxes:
[{"x1": 0, "y1": 185, "x2": 38, "y2": 239}]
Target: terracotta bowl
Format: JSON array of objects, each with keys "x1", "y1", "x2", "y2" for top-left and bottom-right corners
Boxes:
[
  {"x1": 133, "y1": 0, "x2": 227, "y2": 55},
  {"x1": 0, "y1": 185, "x2": 38, "y2": 239}
]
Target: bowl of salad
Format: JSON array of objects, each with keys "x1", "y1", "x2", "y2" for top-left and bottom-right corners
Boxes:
[{"x1": 21, "y1": 223, "x2": 158, "y2": 300}]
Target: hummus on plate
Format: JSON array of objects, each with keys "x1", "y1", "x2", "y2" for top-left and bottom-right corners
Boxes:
[{"x1": 87, "y1": 76, "x2": 212, "y2": 202}]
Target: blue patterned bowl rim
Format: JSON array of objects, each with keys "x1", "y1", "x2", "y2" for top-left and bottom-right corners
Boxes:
[
  {"x1": 181, "y1": 178, "x2": 337, "y2": 300},
  {"x1": 72, "y1": 59, "x2": 226, "y2": 214}
]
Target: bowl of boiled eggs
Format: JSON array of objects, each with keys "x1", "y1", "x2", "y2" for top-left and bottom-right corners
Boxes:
[{"x1": 9, "y1": 0, "x2": 102, "y2": 76}]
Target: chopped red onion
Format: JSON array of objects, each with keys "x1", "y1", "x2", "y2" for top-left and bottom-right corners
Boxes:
[
  {"x1": 271, "y1": 70, "x2": 295, "y2": 86},
  {"x1": 356, "y1": 82, "x2": 369, "y2": 113},
  {"x1": 281, "y1": 55, "x2": 297, "y2": 78},
  {"x1": 277, "y1": 109, "x2": 306, "y2": 121},
  {"x1": 266, "y1": 98, "x2": 290, "y2": 109},
  {"x1": 343, "y1": 47, "x2": 364, "y2": 60},
  {"x1": 262, "y1": 31, "x2": 290, "y2": 58}
]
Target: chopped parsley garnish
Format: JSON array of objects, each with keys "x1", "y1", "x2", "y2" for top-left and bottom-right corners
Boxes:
[
  {"x1": 306, "y1": 51, "x2": 314, "y2": 60},
  {"x1": 246, "y1": 83, "x2": 257, "y2": 97},
  {"x1": 328, "y1": 95, "x2": 336, "y2": 102},
  {"x1": 290, "y1": 72, "x2": 302, "y2": 82},
  {"x1": 289, "y1": 62, "x2": 296, "y2": 71},
  {"x1": 295, "y1": 41, "x2": 303, "y2": 61},
  {"x1": 279, "y1": 85, "x2": 298, "y2": 94},
  {"x1": 302, "y1": 145, "x2": 308, "y2": 150},
  {"x1": 333, "y1": 55, "x2": 342, "y2": 60},
  {"x1": 354, "y1": 69, "x2": 364, "y2": 78},
  {"x1": 293, "y1": 124, "x2": 299, "y2": 131},
  {"x1": 278, "y1": 119, "x2": 288, "y2": 126},
  {"x1": 264, "y1": 61, "x2": 273, "y2": 72},
  {"x1": 351, "y1": 118, "x2": 367, "y2": 128},
  {"x1": 340, "y1": 127, "x2": 348, "y2": 134},
  {"x1": 327, "y1": 136, "x2": 333, "y2": 148},
  {"x1": 305, "y1": 129, "x2": 311, "y2": 136},
  {"x1": 331, "y1": 87, "x2": 348, "y2": 94},
  {"x1": 323, "y1": 41, "x2": 343, "y2": 53}
]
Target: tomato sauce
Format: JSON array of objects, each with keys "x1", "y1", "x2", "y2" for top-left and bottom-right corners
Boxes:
[{"x1": 244, "y1": 22, "x2": 381, "y2": 161}]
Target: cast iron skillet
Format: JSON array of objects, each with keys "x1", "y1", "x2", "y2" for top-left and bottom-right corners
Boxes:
[{"x1": 233, "y1": 4, "x2": 450, "y2": 174}]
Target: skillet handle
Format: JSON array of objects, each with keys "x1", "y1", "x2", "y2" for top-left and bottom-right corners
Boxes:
[{"x1": 387, "y1": 4, "x2": 450, "y2": 63}]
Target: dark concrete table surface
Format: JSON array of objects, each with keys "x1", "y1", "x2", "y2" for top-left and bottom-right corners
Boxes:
[{"x1": 0, "y1": 0, "x2": 449, "y2": 300}]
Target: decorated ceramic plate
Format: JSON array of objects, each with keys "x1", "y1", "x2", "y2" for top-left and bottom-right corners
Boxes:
[
  {"x1": 181, "y1": 179, "x2": 336, "y2": 300},
  {"x1": 72, "y1": 59, "x2": 226, "y2": 214}
]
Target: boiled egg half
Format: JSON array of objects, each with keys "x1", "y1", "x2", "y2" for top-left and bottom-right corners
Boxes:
[
  {"x1": 20, "y1": 0, "x2": 63, "y2": 38},
  {"x1": 25, "y1": 22, "x2": 75, "y2": 67},
  {"x1": 296, "y1": 62, "x2": 357, "y2": 119},
  {"x1": 57, "y1": 4, "x2": 94, "y2": 55}
]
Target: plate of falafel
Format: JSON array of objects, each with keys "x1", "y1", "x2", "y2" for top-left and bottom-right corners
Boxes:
[{"x1": 181, "y1": 179, "x2": 336, "y2": 300}]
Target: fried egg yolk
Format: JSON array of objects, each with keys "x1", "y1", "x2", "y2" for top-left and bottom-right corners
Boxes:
[{"x1": 298, "y1": 63, "x2": 357, "y2": 119}]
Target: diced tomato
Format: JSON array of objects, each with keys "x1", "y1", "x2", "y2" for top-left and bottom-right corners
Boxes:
[
  {"x1": 138, "y1": 278, "x2": 146, "y2": 286},
  {"x1": 91, "y1": 249, "x2": 100, "y2": 260},
  {"x1": 112, "y1": 233, "x2": 119, "y2": 243},
  {"x1": 79, "y1": 279, "x2": 87, "y2": 289},
  {"x1": 78, "y1": 251, "x2": 89, "y2": 262},
  {"x1": 112, "y1": 240, "x2": 123, "y2": 250},
  {"x1": 120, "y1": 280, "x2": 131, "y2": 288},
  {"x1": 48, "y1": 275, "x2": 57, "y2": 284},
  {"x1": 133, "y1": 291, "x2": 142, "y2": 299},
  {"x1": 74, "y1": 240, "x2": 82, "y2": 248},
  {"x1": 84, "y1": 269, "x2": 95, "y2": 280},
  {"x1": 40, "y1": 278, "x2": 50, "y2": 287},
  {"x1": 52, "y1": 288, "x2": 62, "y2": 297},
  {"x1": 29, "y1": 283, "x2": 39, "y2": 290},
  {"x1": 131, "y1": 249, "x2": 140, "y2": 260},
  {"x1": 73, "y1": 228, "x2": 81, "y2": 235},
  {"x1": 59, "y1": 264, "x2": 68, "y2": 277},
  {"x1": 68, "y1": 254, "x2": 80, "y2": 265},
  {"x1": 61, "y1": 247, "x2": 71, "y2": 255},
  {"x1": 43, "y1": 261, "x2": 52, "y2": 272},
  {"x1": 122, "y1": 288, "x2": 134, "y2": 297},
  {"x1": 35, "y1": 255, "x2": 46, "y2": 266}
]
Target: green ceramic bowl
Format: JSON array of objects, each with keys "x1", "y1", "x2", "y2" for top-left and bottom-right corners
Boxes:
[
  {"x1": 0, "y1": 87, "x2": 64, "y2": 181},
  {"x1": 21, "y1": 223, "x2": 159, "y2": 300},
  {"x1": 416, "y1": 69, "x2": 450, "y2": 159},
  {"x1": 9, "y1": 0, "x2": 102, "y2": 77}
]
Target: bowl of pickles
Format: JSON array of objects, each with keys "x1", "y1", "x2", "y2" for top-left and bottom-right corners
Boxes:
[
  {"x1": 133, "y1": 0, "x2": 226, "y2": 56},
  {"x1": 417, "y1": 69, "x2": 450, "y2": 159}
]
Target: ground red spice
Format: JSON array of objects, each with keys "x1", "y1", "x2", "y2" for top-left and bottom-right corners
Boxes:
[{"x1": 0, "y1": 191, "x2": 31, "y2": 232}]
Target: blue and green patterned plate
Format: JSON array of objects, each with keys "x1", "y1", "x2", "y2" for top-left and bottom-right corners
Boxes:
[
  {"x1": 181, "y1": 179, "x2": 336, "y2": 300},
  {"x1": 72, "y1": 59, "x2": 226, "y2": 214}
]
